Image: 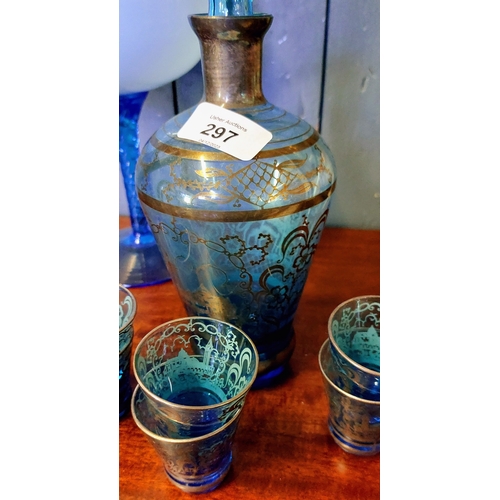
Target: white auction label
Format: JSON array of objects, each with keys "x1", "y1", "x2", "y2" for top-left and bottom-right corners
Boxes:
[{"x1": 177, "y1": 102, "x2": 273, "y2": 161}]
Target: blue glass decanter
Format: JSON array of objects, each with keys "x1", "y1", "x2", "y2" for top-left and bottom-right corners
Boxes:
[{"x1": 136, "y1": 0, "x2": 337, "y2": 386}]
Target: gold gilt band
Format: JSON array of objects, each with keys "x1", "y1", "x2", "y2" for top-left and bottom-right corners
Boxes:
[
  {"x1": 138, "y1": 182, "x2": 336, "y2": 222},
  {"x1": 149, "y1": 129, "x2": 320, "y2": 161}
]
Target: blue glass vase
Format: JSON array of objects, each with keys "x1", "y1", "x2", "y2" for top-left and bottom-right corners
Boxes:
[
  {"x1": 119, "y1": 91, "x2": 171, "y2": 287},
  {"x1": 136, "y1": 5, "x2": 337, "y2": 386}
]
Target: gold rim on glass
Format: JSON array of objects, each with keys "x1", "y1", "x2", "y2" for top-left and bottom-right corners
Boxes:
[
  {"x1": 327, "y1": 294, "x2": 380, "y2": 377},
  {"x1": 132, "y1": 316, "x2": 259, "y2": 412},
  {"x1": 318, "y1": 339, "x2": 380, "y2": 405},
  {"x1": 130, "y1": 384, "x2": 243, "y2": 443},
  {"x1": 119, "y1": 284, "x2": 137, "y2": 334}
]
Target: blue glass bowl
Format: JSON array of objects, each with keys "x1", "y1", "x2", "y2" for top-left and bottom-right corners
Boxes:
[
  {"x1": 119, "y1": 284, "x2": 137, "y2": 417},
  {"x1": 133, "y1": 317, "x2": 258, "y2": 434},
  {"x1": 319, "y1": 339, "x2": 380, "y2": 455},
  {"x1": 327, "y1": 295, "x2": 380, "y2": 400},
  {"x1": 131, "y1": 385, "x2": 242, "y2": 493}
]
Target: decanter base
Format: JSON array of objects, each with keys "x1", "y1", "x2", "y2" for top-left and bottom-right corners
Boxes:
[
  {"x1": 252, "y1": 332, "x2": 296, "y2": 388},
  {"x1": 119, "y1": 228, "x2": 171, "y2": 287}
]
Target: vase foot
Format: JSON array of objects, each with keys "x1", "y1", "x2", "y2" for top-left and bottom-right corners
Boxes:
[{"x1": 119, "y1": 228, "x2": 171, "y2": 287}]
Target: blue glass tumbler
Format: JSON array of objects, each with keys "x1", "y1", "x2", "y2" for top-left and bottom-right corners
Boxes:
[
  {"x1": 319, "y1": 339, "x2": 380, "y2": 455},
  {"x1": 133, "y1": 316, "x2": 258, "y2": 436},
  {"x1": 131, "y1": 384, "x2": 242, "y2": 493},
  {"x1": 119, "y1": 284, "x2": 137, "y2": 417},
  {"x1": 327, "y1": 295, "x2": 380, "y2": 400}
]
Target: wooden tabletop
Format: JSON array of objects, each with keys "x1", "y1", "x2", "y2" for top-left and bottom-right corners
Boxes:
[{"x1": 119, "y1": 217, "x2": 380, "y2": 499}]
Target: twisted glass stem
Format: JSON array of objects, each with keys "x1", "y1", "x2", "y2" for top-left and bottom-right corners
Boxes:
[{"x1": 119, "y1": 92, "x2": 150, "y2": 237}]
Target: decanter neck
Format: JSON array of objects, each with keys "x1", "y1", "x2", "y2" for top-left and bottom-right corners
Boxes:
[
  {"x1": 209, "y1": 0, "x2": 253, "y2": 16},
  {"x1": 189, "y1": 14, "x2": 272, "y2": 108}
]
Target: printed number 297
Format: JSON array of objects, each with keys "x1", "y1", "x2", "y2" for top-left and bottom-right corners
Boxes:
[{"x1": 201, "y1": 124, "x2": 239, "y2": 142}]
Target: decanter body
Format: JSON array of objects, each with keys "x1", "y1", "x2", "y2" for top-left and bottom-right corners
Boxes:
[{"x1": 136, "y1": 13, "x2": 337, "y2": 386}]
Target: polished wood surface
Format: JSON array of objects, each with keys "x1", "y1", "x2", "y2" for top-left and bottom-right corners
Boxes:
[{"x1": 119, "y1": 216, "x2": 380, "y2": 499}]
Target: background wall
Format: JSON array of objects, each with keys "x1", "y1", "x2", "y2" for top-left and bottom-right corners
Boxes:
[{"x1": 119, "y1": 0, "x2": 380, "y2": 229}]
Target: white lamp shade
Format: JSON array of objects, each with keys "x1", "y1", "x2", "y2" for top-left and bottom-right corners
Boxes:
[{"x1": 119, "y1": 0, "x2": 206, "y2": 94}]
